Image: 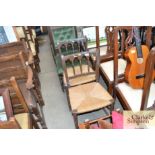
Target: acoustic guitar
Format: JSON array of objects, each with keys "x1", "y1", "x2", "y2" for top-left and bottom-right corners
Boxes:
[{"x1": 124, "y1": 27, "x2": 150, "y2": 89}]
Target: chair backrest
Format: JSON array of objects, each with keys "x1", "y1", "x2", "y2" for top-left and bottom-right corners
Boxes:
[
  {"x1": 105, "y1": 26, "x2": 115, "y2": 53},
  {"x1": 58, "y1": 37, "x2": 88, "y2": 56},
  {"x1": 0, "y1": 77, "x2": 29, "y2": 113},
  {"x1": 141, "y1": 47, "x2": 155, "y2": 110},
  {"x1": 61, "y1": 49, "x2": 100, "y2": 87}
]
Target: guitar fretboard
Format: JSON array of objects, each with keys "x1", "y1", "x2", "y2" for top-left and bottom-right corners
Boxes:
[{"x1": 133, "y1": 27, "x2": 143, "y2": 58}]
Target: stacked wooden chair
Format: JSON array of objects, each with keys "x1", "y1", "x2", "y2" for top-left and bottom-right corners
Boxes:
[
  {"x1": 113, "y1": 26, "x2": 155, "y2": 111},
  {"x1": 15, "y1": 26, "x2": 40, "y2": 73},
  {"x1": 99, "y1": 26, "x2": 152, "y2": 94},
  {"x1": 56, "y1": 38, "x2": 88, "y2": 90},
  {"x1": 60, "y1": 45, "x2": 114, "y2": 128},
  {"x1": 0, "y1": 41, "x2": 47, "y2": 129},
  {"x1": 0, "y1": 88, "x2": 32, "y2": 129}
]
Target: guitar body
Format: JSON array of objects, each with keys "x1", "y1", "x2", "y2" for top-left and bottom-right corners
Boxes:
[{"x1": 125, "y1": 45, "x2": 149, "y2": 89}]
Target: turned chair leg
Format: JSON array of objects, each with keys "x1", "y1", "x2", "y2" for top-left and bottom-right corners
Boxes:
[{"x1": 73, "y1": 113, "x2": 79, "y2": 129}]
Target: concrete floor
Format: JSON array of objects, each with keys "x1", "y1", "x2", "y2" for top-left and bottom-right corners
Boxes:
[{"x1": 38, "y1": 35, "x2": 123, "y2": 129}]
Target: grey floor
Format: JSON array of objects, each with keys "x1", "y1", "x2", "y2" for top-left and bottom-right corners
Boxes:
[{"x1": 38, "y1": 35, "x2": 123, "y2": 129}]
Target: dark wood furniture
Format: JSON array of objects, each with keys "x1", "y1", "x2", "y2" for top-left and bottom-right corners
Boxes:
[
  {"x1": 0, "y1": 77, "x2": 46, "y2": 129},
  {"x1": 113, "y1": 26, "x2": 154, "y2": 111},
  {"x1": 57, "y1": 38, "x2": 88, "y2": 90},
  {"x1": 0, "y1": 88, "x2": 32, "y2": 129},
  {"x1": 100, "y1": 26, "x2": 152, "y2": 94},
  {"x1": 61, "y1": 49, "x2": 114, "y2": 128}
]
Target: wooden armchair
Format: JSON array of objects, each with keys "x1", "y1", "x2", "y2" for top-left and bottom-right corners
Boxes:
[
  {"x1": 113, "y1": 27, "x2": 154, "y2": 111},
  {"x1": 0, "y1": 53, "x2": 47, "y2": 128},
  {"x1": 62, "y1": 49, "x2": 114, "y2": 128},
  {"x1": 0, "y1": 41, "x2": 40, "y2": 87},
  {"x1": 0, "y1": 88, "x2": 32, "y2": 129},
  {"x1": 100, "y1": 26, "x2": 152, "y2": 94},
  {"x1": 0, "y1": 77, "x2": 46, "y2": 128},
  {"x1": 0, "y1": 51, "x2": 44, "y2": 106},
  {"x1": 57, "y1": 38, "x2": 88, "y2": 90}
]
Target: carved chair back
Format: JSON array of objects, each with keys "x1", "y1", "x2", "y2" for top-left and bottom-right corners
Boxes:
[
  {"x1": 61, "y1": 49, "x2": 100, "y2": 87},
  {"x1": 58, "y1": 37, "x2": 88, "y2": 56}
]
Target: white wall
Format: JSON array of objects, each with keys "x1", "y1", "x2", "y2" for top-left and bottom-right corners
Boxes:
[{"x1": 3, "y1": 26, "x2": 17, "y2": 42}]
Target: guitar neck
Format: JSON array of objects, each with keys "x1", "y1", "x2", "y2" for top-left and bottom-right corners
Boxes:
[{"x1": 133, "y1": 27, "x2": 143, "y2": 58}]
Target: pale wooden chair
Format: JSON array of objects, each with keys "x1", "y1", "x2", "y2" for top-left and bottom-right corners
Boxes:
[{"x1": 61, "y1": 49, "x2": 114, "y2": 128}]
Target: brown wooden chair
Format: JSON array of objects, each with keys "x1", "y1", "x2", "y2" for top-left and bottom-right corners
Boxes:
[
  {"x1": 90, "y1": 26, "x2": 116, "y2": 66},
  {"x1": 113, "y1": 27, "x2": 154, "y2": 111},
  {"x1": 0, "y1": 40, "x2": 40, "y2": 86},
  {"x1": 0, "y1": 88, "x2": 32, "y2": 129},
  {"x1": 61, "y1": 49, "x2": 114, "y2": 128},
  {"x1": 58, "y1": 38, "x2": 88, "y2": 90},
  {"x1": 0, "y1": 77, "x2": 46, "y2": 129},
  {"x1": 0, "y1": 51, "x2": 44, "y2": 106},
  {"x1": 0, "y1": 52, "x2": 46, "y2": 128},
  {"x1": 99, "y1": 26, "x2": 152, "y2": 94}
]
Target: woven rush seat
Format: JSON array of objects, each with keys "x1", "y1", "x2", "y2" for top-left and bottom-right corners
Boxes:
[
  {"x1": 100, "y1": 58, "x2": 127, "y2": 81},
  {"x1": 15, "y1": 113, "x2": 30, "y2": 129},
  {"x1": 117, "y1": 82, "x2": 155, "y2": 111},
  {"x1": 90, "y1": 46, "x2": 107, "y2": 61},
  {"x1": 63, "y1": 65, "x2": 96, "y2": 86},
  {"x1": 68, "y1": 82, "x2": 114, "y2": 114}
]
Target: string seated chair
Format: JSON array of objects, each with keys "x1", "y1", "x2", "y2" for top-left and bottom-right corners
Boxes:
[
  {"x1": 0, "y1": 88, "x2": 32, "y2": 129},
  {"x1": 62, "y1": 49, "x2": 114, "y2": 128},
  {"x1": 0, "y1": 77, "x2": 46, "y2": 129}
]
